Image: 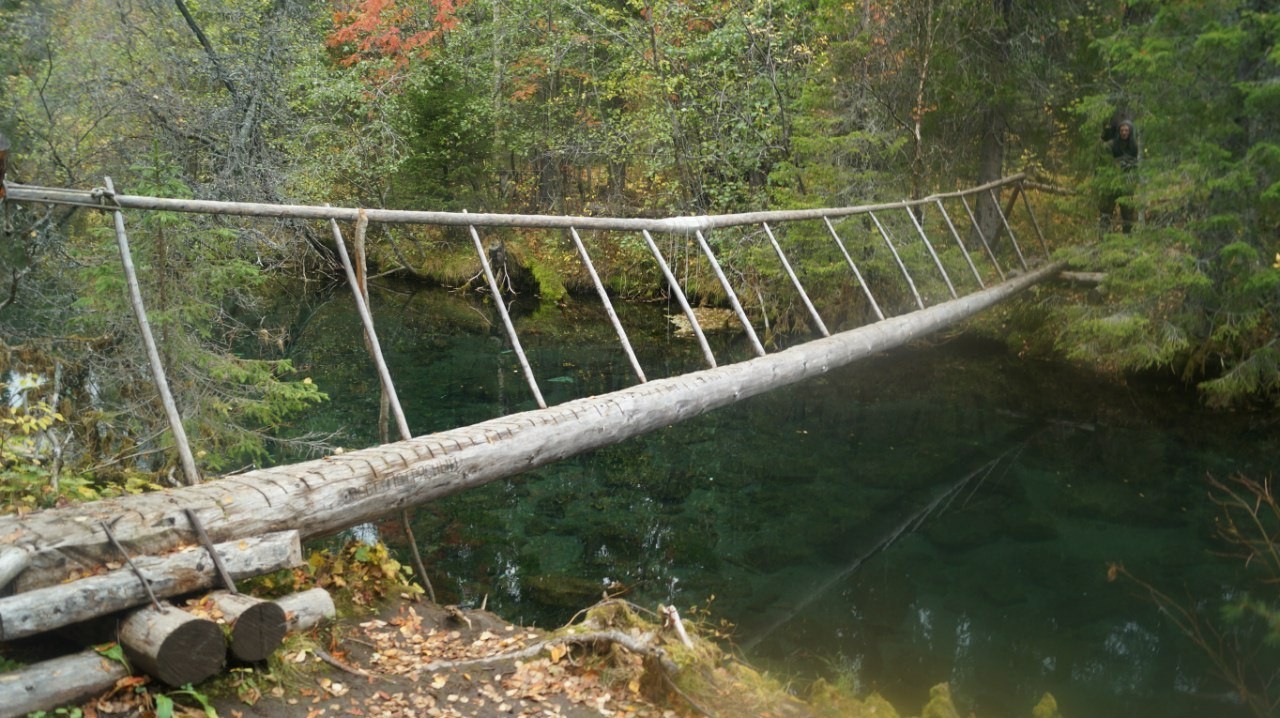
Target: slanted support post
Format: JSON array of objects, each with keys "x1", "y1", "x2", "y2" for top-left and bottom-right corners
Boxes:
[
  {"x1": 988, "y1": 188, "x2": 1029, "y2": 271},
  {"x1": 869, "y1": 211, "x2": 925, "y2": 310},
  {"x1": 694, "y1": 230, "x2": 766, "y2": 357},
  {"x1": 569, "y1": 227, "x2": 647, "y2": 382},
  {"x1": 823, "y1": 216, "x2": 885, "y2": 321},
  {"x1": 466, "y1": 217, "x2": 546, "y2": 409},
  {"x1": 934, "y1": 199, "x2": 984, "y2": 289},
  {"x1": 904, "y1": 206, "x2": 958, "y2": 299},
  {"x1": 762, "y1": 222, "x2": 829, "y2": 337},
  {"x1": 641, "y1": 230, "x2": 717, "y2": 368},
  {"x1": 103, "y1": 177, "x2": 200, "y2": 486},
  {"x1": 960, "y1": 194, "x2": 1005, "y2": 282},
  {"x1": 1017, "y1": 180, "x2": 1051, "y2": 258},
  {"x1": 328, "y1": 212, "x2": 412, "y2": 440}
]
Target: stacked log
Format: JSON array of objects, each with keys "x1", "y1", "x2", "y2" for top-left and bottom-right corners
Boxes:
[
  {"x1": 278, "y1": 587, "x2": 337, "y2": 632},
  {"x1": 0, "y1": 531, "x2": 302, "y2": 641},
  {"x1": 0, "y1": 649, "x2": 129, "y2": 718},
  {"x1": 205, "y1": 591, "x2": 287, "y2": 662},
  {"x1": 119, "y1": 604, "x2": 225, "y2": 687}
]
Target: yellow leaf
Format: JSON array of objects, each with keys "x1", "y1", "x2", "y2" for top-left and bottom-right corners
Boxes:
[{"x1": 549, "y1": 644, "x2": 568, "y2": 663}]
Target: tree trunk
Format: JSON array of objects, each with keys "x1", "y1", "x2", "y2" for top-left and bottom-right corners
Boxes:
[
  {"x1": 0, "y1": 531, "x2": 301, "y2": 641},
  {"x1": 206, "y1": 591, "x2": 286, "y2": 662},
  {"x1": 0, "y1": 649, "x2": 129, "y2": 718},
  {"x1": 119, "y1": 604, "x2": 225, "y2": 687}
]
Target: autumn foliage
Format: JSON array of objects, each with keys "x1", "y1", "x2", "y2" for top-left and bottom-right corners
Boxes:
[{"x1": 327, "y1": 0, "x2": 467, "y2": 73}]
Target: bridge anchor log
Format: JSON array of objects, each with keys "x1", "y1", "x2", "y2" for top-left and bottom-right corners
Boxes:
[
  {"x1": 0, "y1": 649, "x2": 130, "y2": 718},
  {"x1": 0, "y1": 530, "x2": 302, "y2": 642},
  {"x1": 119, "y1": 604, "x2": 226, "y2": 687},
  {"x1": 205, "y1": 591, "x2": 287, "y2": 662},
  {"x1": 278, "y1": 587, "x2": 337, "y2": 633}
]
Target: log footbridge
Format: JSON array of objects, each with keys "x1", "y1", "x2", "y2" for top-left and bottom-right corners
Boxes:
[{"x1": 0, "y1": 173, "x2": 1068, "y2": 709}]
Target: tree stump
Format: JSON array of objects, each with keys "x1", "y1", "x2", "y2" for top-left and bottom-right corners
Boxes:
[
  {"x1": 119, "y1": 604, "x2": 225, "y2": 686},
  {"x1": 206, "y1": 591, "x2": 287, "y2": 662},
  {"x1": 277, "y1": 588, "x2": 336, "y2": 633}
]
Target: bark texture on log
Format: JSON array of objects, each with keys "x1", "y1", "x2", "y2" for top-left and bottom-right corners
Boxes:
[
  {"x1": 119, "y1": 604, "x2": 225, "y2": 687},
  {"x1": 207, "y1": 591, "x2": 286, "y2": 662},
  {"x1": 0, "y1": 649, "x2": 129, "y2": 718},
  {"x1": 0, "y1": 531, "x2": 301, "y2": 641},
  {"x1": 277, "y1": 588, "x2": 336, "y2": 632},
  {"x1": 0, "y1": 262, "x2": 1063, "y2": 594}
]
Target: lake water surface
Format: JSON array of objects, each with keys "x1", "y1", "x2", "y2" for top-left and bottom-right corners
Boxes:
[{"x1": 282, "y1": 282, "x2": 1274, "y2": 718}]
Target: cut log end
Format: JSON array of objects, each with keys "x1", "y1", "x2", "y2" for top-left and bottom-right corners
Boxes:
[
  {"x1": 158, "y1": 619, "x2": 227, "y2": 685},
  {"x1": 227, "y1": 601, "x2": 287, "y2": 662},
  {"x1": 121, "y1": 606, "x2": 225, "y2": 687}
]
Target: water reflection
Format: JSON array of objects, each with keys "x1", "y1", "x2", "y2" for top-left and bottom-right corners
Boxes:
[{"x1": 283, "y1": 284, "x2": 1269, "y2": 718}]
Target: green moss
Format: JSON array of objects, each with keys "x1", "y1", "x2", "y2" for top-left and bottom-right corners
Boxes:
[
  {"x1": 921, "y1": 683, "x2": 962, "y2": 718},
  {"x1": 528, "y1": 258, "x2": 568, "y2": 302},
  {"x1": 1032, "y1": 693, "x2": 1063, "y2": 718}
]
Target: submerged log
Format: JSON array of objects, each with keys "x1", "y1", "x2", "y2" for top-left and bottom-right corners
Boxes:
[
  {"x1": 0, "y1": 262, "x2": 1064, "y2": 593},
  {"x1": 206, "y1": 591, "x2": 286, "y2": 662},
  {"x1": 277, "y1": 587, "x2": 336, "y2": 632},
  {"x1": 119, "y1": 604, "x2": 225, "y2": 687},
  {"x1": 0, "y1": 649, "x2": 129, "y2": 718},
  {"x1": 0, "y1": 531, "x2": 301, "y2": 641}
]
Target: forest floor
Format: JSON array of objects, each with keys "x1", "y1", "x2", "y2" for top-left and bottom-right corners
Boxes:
[{"x1": 193, "y1": 595, "x2": 815, "y2": 718}]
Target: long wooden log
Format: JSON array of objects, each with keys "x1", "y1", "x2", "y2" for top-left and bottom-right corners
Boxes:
[
  {"x1": 0, "y1": 649, "x2": 129, "y2": 718},
  {"x1": 205, "y1": 591, "x2": 286, "y2": 662},
  {"x1": 0, "y1": 262, "x2": 1064, "y2": 593},
  {"x1": 0, "y1": 531, "x2": 301, "y2": 641},
  {"x1": 277, "y1": 588, "x2": 336, "y2": 632}
]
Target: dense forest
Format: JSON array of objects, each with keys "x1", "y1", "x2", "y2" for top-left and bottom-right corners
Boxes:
[{"x1": 0, "y1": 0, "x2": 1277, "y2": 490}]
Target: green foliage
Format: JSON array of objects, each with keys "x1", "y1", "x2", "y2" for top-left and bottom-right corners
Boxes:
[{"x1": 1059, "y1": 2, "x2": 1280, "y2": 405}]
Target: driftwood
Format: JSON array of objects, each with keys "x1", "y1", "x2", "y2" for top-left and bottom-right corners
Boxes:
[
  {"x1": 206, "y1": 591, "x2": 286, "y2": 662},
  {"x1": 119, "y1": 604, "x2": 225, "y2": 687},
  {"x1": 0, "y1": 262, "x2": 1064, "y2": 594},
  {"x1": 277, "y1": 587, "x2": 336, "y2": 632},
  {"x1": 0, "y1": 531, "x2": 301, "y2": 641},
  {"x1": 0, "y1": 649, "x2": 129, "y2": 718}
]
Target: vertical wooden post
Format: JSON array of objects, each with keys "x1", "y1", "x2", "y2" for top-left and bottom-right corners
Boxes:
[{"x1": 104, "y1": 177, "x2": 200, "y2": 486}]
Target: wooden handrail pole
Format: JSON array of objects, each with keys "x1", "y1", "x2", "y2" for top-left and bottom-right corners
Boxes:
[{"x1": 104, "y1": 177, "x2": 200, "y2": 486}]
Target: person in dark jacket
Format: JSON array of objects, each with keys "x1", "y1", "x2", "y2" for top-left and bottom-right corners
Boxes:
[{"x1": 1099, "y1": 119, "x2": 1139, "y2": 233}]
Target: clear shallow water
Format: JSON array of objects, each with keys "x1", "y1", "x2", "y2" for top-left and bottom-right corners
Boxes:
[{"x1": 280, "y1": 282, "x2": 1274, "y2": 718}]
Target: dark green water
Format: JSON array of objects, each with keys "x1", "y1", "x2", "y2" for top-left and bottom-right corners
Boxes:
[{"x1": 280, "y1": 281, "x2": 1274, "y2": 718}]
